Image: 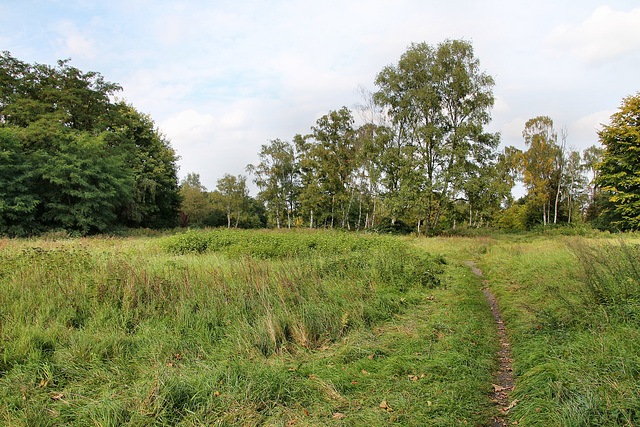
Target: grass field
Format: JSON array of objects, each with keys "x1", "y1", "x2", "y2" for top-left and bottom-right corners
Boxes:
[{"x1": 1, "y1": 229, "x2": 639, "y2": 426}]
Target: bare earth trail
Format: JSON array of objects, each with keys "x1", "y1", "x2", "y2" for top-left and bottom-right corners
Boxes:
[{"x1": 463, "y1": 261, "x2": 517, "y2": 427}]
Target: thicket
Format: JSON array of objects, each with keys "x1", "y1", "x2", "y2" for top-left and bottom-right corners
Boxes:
[{"x1": 0, "y1": 52, "x2": 181, "y2": 237}]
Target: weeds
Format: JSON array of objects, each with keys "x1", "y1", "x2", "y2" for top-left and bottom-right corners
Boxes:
[
  {"x1": 570, "y1": 239, "x2": 640, "y2": 310},
  {"x1": 1, "y1": 230, "x2": 497, "y2": 425},
  {"x1": 482, "y1": 235, "x2": 640, "y2": 426}
]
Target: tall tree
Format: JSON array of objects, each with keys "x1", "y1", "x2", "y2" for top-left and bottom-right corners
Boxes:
[
  {"x1": 564, "y1": 149, "x2": 587, "y2": 223},
  {"x1": 583, "y1": 144, "x2": 604, "y2": 205},
  {"x1": 0, "y1": 52, "x2": 180, "y2": 235},
  {"x1": 596, "y1": 92, "x2": 640, "y2": 230},
  {"x1": 519, "y1": 116, "x2": 561, "y2": 226},
  {"x1": 106, "y1": 103, "x2": 181, "y2": 228},
  {"x1": 373, "y1": 39, "x2": 497, "y2": 232},
  {"x1": 216, "y1": 174, "x2": 249, "y2": 228},
  {"x1": 296, "y1": 107, "x2": 357, "y2": 228},
  {"x1": 179, "y1": 173, "x2": 212, "y2": 226},
  {"x1": 247, "y1": 139, "x2": 298, "y2": 228}
]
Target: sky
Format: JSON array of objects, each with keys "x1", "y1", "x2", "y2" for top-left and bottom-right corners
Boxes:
[{"x1": 2, "y1": 0, "x2": 640, "y2": 195}]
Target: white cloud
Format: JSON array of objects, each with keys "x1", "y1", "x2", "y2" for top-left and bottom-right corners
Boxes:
[
  {"x1": 160, "y1": 107, "x2": 260, "y2": 190},
  {"x1": 492, "y1": 95, "x2": 511, "y2": 115},
  {"x1": 545, "y1": 5, "x2": 640, "y2": 64},
  {"x1": 569, "y1": 110, "x2": 614, "y2": 148},
  {"x1": 501, "y1": 117, "x2": 527, "y2": 141},
  {"x1": 53, "y1": 21, "x2": 97, "y2": 59}
]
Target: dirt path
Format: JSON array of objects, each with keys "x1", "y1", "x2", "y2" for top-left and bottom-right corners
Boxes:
[{"x1": 463, "y1": 261, "x2": 516, "y2": 427}]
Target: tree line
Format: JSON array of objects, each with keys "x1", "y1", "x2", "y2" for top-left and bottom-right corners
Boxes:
[
  {"x1": 182, "y1": 39, "x2": 637, "y2": 233},
  {"x1": 2, "y1": 41, "x2": 638, "y2": 236}
]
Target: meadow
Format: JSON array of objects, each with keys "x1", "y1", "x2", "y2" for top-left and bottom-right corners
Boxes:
[{"x1": 1, "y1": 229, "x2": 639, "y2": 426}]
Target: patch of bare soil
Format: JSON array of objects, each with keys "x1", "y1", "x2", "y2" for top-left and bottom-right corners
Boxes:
[{"x1": 464, "y1": 261, "x2": 517, "y2": 427}]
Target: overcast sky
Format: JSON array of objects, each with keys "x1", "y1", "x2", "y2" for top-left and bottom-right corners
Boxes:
[{"x1": 2, "y1": 0, "x2": 639, "y2": 194}]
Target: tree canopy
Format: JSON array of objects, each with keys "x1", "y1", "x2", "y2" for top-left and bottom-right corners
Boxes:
[
  {"x1": 0, "y1": 52, "x2": 180, "y2": 236},
  {"x1": 596, "y1": 92, "x2": 640, "y2": 230}
]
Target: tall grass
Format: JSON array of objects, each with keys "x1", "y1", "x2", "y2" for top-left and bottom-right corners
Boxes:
[
  {"x1": 481, "y1": 235, "x2": 640, "y2": 426},
  {"x1": 4, "y1": 230, "x2": 488, "y2": 425},
  {"x1": 570, "y1": 239, "x2": 640, "y2": 313}
]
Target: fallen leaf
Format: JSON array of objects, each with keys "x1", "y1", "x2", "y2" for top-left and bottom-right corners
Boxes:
[
  {"x1": 505, "y1": 399, "x2": 519, "y2": 411},
  {"x1": 367, "y1": 354, "x2": 374, "y2": 359},
  {"x1": 361, "y1": 369, "x2": 369, "y2": 375},
  {"x1": 408, "y1": 375, "x2": 418, "y2": 381},
  {"x1": 213, "y1": 391, "x2": 220, "y2": 397},
  {"x1": 51, "y1": 393, "x2": 64, "y2": 400},
  {"x1": 351, "y1": 380, "x2": 358, "y2": 384},
  {"x1": 302, "y1": 408, "x2": 310, "y2": 416},
  {"x1": 333, "y1": 413, "x2": 346, "y2": 419},
  {"x1": 379, "y1": 401, "x2": 393, "y2": 412},
  {"x1": 492, "y1": 384, "x2": 506, "y2": 392}
]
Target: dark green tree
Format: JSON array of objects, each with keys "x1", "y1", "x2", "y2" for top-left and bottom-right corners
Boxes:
[
  {"x1": 179, "y1": 172, "x2": 212, "y2": 226},
  {"x1": 0, "y1": 52, "x2": 180, "y2": 235},
  {"x1": 106, "y1": 103, "x2": 181, "y2": 228},
  {"x1": 0, "y1": 128, "x2": 40, "y2": 236},
  {"x1": 246, "y1": 139, "x2": 299, "y2": 228},
  {"x1": 216, "y1": 174, "x2": 249, "y2": 228},
  {"x1": 596, "y1": 92, "x2": 640, "y2": 230},
  {"x1": 296, "y1": 107, "x2": 357, "y2": 228}
]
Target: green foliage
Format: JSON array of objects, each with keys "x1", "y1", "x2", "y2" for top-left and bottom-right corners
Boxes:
[
  {"x1": 0, "y1": 52, "x2": 180, "y2": 236},
  {"x1": 374, "y1": 39, "x2": 499, "y2": 232},
  {"x1": 295, "y1": 107, "x2": 358, "y2": 228},
  {"x1": 216, "y1": 173, "x2": 250, "y2": 228},
  {"x1": 247, "y1": 138, "x2": 299, "y2": 228},
  {"x1": 178, "y1": 172, "x2": 212, "y2": 226},
  {"x1": 596, "y1": 92, "x2": 640, "y2": 230},
  {"x1": 0, "y1": 232, "x2": 497, "y2": 426}
]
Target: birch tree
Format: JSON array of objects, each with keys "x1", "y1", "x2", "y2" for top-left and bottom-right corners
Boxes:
[{"x1": 373, "y1": 39, "x2": 497, "y2": 232}]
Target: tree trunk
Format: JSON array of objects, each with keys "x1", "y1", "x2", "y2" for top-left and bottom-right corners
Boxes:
[
  {"x1": 331, "y1": 195, "x2": 335, "y2": 228},
  {"x1": 554, "y1": 189, "x2": 560, "y2": 224},
  {"x1": 357, "y1": 190, "x2": 362, "y2": 231}
]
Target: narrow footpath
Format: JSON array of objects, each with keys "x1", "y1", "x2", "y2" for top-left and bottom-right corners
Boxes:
[{"x1": 464, "y1": 261, "x2": 517, "y2": 427}]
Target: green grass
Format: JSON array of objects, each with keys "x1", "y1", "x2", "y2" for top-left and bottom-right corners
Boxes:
[
  {"x1": 479, "y1": 234, "x2": 640, "y2": 426},
  {"x1": 0, "y1": 230, "x2": 499, "y2": 426},
  {"x1": 7, "y1": 229, "x2": 637, "y2": 426}
]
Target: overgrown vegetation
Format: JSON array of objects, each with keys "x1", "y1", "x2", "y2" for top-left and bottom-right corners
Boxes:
[
  {"x1": 0, "y1": 52, "x2": 181, "y2": 236},
  {"x1": 0, "y1": 230, "x2": 499, "y2": 425},
  {"x1": 473, "y1": 234, "x2": 640, "y2": 426}
]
